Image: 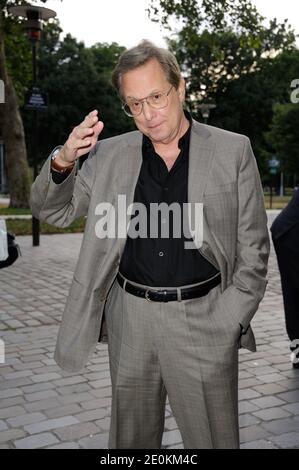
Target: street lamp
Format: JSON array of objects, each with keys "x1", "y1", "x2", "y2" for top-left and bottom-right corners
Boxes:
[
  {"x1": 198, "y1": 103, "x2": 216, "y2": 124},
  {"x1": 9, "y1": 4, "x2": 56, "y2": 247}
]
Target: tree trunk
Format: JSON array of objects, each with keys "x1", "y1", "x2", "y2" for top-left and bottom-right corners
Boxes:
[{"x1": 0, "y1": 17, "x2": 30, "y2": 208}]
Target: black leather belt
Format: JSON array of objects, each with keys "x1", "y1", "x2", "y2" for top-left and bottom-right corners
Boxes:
[{"x1": 116, "y1": 272, "x2": 221, "y2": 302}]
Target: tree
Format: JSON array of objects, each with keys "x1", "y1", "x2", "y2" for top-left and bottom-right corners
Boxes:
[
  {"x1": 210, "y1": 49, "x2": 299, "y2": 179},
  {"x1": 22, "y1": 28, "x2": 134, "y2": 166},
  {"x1": 148, "y1": 0, "x2": 296, "y2": 116},
  {"x1": 0, "y1": 0, "x2": 32, "y2": 207},
  {"x1": 148, "y1": 0, "x2": 297, "y2": 176},
  {"x1": 265, "y1": 104, "x2": 299, "y2": 179},
  {"x1": 0, "y1": 0, "x2": 59, "y2": 208}
]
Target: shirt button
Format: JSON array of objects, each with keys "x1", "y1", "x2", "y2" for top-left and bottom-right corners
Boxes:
[
  {"x1": 159, "y1": 251, "x2": 164, "y2": 257},
  {"x1": 164, "y1": 187, "x2": 168, "y2": 191}
]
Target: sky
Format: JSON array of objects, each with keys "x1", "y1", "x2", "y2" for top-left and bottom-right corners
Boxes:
[{"x1": 39, "y1": 0, "x2": 299, "y2": 49}]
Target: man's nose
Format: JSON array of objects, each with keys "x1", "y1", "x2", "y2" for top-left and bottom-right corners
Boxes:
[{"x1": 142, "y1": 101, "x2": 154, "y2": 121}]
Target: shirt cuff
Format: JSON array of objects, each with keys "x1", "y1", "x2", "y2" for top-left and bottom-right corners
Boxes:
[{"x1": 51, "y1": 169, "x2": 72, "y2": 184}]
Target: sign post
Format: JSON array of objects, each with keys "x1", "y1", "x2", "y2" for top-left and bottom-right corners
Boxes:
[{"x1": 268, "y1": 157, "x2": 280, "y2": 209}]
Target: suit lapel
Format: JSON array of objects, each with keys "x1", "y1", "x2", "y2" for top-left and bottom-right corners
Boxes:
[
  {"x1": 116, "y1": 132, "x2": 143, "y2": 258},
  {"x1": 188, "y1": 120, "x2": 228, "y2": 290},
  {"x1": 187, "y1": 120, "x2": 214, "y2": 251},
  {"x1": 188, "y1": 120, "x2": 214, "y2": 206}
]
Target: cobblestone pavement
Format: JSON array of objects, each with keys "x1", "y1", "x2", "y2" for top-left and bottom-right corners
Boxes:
[{"x1": 1, "y1": 211, "x2": 299, "y2": 449}]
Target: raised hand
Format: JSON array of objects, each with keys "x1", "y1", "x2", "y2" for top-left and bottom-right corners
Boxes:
[{"x1": 54, "y1": 110, "x2": 104, "y2": 168}]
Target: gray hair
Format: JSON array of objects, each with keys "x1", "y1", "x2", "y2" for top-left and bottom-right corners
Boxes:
[{"x1": 111, "y1": 40, "x2": 182, "y2": 98}]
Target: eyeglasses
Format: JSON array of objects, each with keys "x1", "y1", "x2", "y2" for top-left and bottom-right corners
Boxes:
[{"x1": 122, "y1": 86, "x2": 173, "y2": 117}]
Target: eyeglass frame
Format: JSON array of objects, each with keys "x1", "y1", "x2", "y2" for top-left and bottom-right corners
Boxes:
[{"x1": 121, "y1": 85, "x2": 174, "y2": 117}]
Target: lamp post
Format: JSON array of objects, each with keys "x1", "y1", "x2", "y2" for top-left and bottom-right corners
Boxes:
[
  {"x1": 268, "y1": 156, "x2": 280, "y2": 209},
  {"x1": 9, "y1": 5, "x2": 56, "y2": 247},
  {"x1": 198, "y1": 103, "x2": 216, "y2": 124}
]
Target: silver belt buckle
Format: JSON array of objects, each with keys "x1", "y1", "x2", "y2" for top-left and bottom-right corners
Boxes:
[
  {"x1": 145, "y1": 290, "x2": 152, "y2": 302},
  {"x1": 145, "y1": 289, "x2": 169, "y2": 302}
]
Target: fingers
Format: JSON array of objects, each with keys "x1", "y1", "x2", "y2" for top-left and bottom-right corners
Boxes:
[
  {"x1": 81, "y1": 110, "x2": 99, "y2": 129},
  {"x1": 63, "y1": 110, "x2": 104, "y2": 161},
  {"x1": 71, "y1": 121, "x2": 103, "y2": 146},
  {"x1": 75, "y1": 126, "x2": 94, "y2": 140},
  {"x1": 76, "y1": 110, "x2": 103, "y2": 138},
  {"x1": 69, "y1": 135, "x2": 93, "y2": 150}
]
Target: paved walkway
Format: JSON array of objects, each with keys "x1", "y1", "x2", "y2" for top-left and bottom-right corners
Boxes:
[{"x1": 0, "y1": 211, "x2": 299, "y2": 449}]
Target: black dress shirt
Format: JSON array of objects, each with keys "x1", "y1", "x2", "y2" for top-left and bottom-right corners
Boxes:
[{"x1": 119, "y1": 112, "x2": 219, "y2": 286}]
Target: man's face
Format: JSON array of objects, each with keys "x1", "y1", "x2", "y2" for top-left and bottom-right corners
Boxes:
[{"x1": 121, "y1": 58, "x2": 186, "y2": 145}]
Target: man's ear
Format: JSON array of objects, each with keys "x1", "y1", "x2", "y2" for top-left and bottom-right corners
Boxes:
[{"x1": 178, "y1": 77, "x2": 186, "y2": 103}]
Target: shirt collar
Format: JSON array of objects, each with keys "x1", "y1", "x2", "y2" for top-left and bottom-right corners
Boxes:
[{"x1": 178, "y1": 110, "x2": 192, "y2": 150}]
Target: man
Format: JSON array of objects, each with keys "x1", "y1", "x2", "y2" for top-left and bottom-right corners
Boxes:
[
  {"x1": 30, "y1": 40, "x2": 269, "y2": 449},
  {"x1": 271, "y1": 189, "x2": 299, "y2": 368}
]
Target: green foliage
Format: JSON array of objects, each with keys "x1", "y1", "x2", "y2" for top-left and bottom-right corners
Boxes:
[
  {"x1": 149, "y1": 0, "x2": 295, "y2": 100},
  {"x1": 150, "y1": 0, "x2": 296, "y2": 109},
  {"x1": 1, "y1": 0, "x2": 55, "y2": 103},
  {"x1": 21, "y1": 27, "x2": 134, "y2": 166},
  {"x1": 6, "y1": 216, "x2": 86, "y2": 235},
  {"x1": 211, "y1": 49, "x2": 299, "y2": 176},
  {"x1": 4, "y1": 19, "x2": 31, "y2": 104},
  {"x1": 2, "y1": 1, "x2": 133, "y2": 169},
  {"x1": 148, "y1": 0, "x2": 298, "y2": 179},
  {"x1": 265, "y1": 103, "x2": 299, "y2": 174}
]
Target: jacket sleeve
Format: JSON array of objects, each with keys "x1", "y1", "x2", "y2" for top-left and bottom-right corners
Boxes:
[
  {"x1": 30, "y1": 143, "x2": 99, "y2": 228},
  {"x1": 222, "y1": 137, "x2": 270, "y2": 332}
]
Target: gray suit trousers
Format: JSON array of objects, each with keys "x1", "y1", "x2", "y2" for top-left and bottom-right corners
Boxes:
[{"x1": 105, "y1": 278, "x2": 240, "y2": 449}]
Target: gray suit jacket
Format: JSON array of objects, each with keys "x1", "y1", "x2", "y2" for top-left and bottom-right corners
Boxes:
[{"x1": 30, "y1": 119, "x2": 270, "y2": 372}]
